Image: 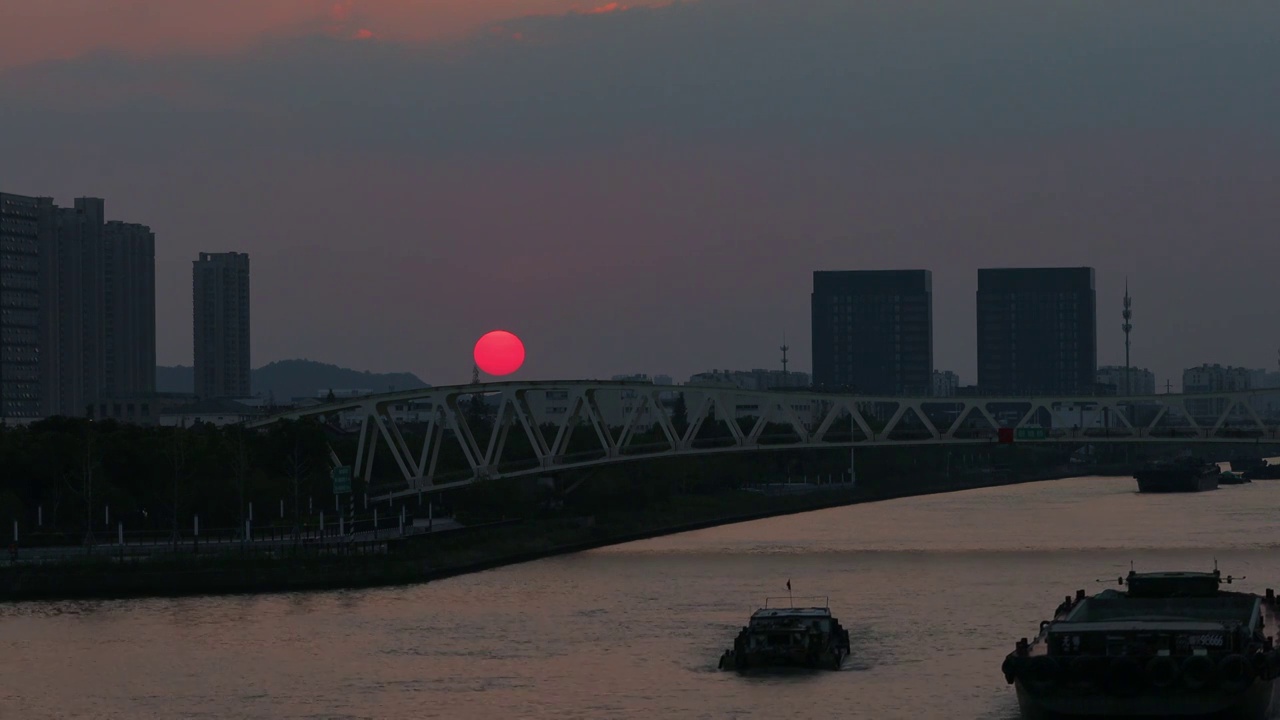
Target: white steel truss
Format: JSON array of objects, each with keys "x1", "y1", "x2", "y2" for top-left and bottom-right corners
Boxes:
[{"x1": 248, "y1": 382, "x2": 1280, "y2": 499}]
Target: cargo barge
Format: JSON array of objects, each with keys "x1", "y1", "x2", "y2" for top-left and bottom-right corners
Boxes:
[
  {"x1": 719, "y1": 596, "x2": 850, "y2": 671},
  {"x1": 1134, "y1": 457, "x2": 1220, "y2": 493},
  {"x1": 1001, "y1": 569, "x2": 1280, "y2": 719}
]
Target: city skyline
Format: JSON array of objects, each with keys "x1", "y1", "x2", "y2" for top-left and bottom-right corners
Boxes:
[
  {"x1": 6, "y1": 191, "x2": 1274, "y2": 396},
  {"x1": 2, "y1": 2, "x2": 1278, "y2": 388}
]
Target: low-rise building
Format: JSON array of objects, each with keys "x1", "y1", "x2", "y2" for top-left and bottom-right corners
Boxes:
[
  {"x1": 931, "y1": 370, "x2": 959, "y2": 398},
  {"x1": 1182, "y1": 364, "x2": 1252, "y2": 421},
  {"x1": 159, "y1": 398, "x2": 263, "y2": 427},
  {"x1": 687, "y1": 368, "x2": 811, "y2": 391},
  {"x1": 1097, "y1": 366, "x2": 1156, "y2": 396}
]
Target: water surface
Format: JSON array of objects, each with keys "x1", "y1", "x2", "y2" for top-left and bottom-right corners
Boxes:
[{"x1": 5, "y1": 475, "x2": 1280, "y2": 719}]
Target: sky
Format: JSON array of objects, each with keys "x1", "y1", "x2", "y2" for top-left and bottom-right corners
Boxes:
[{"x1": 1, "y1": 0, "x2": 1278, "y2": 389}]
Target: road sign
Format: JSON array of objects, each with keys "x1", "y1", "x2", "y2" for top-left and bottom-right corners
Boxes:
[
  {"x1": 331, "y1": 466, "x2": 352, "y2": 494},
  {"x1": 1015, "y1": 427, "x2": 1047, "y2": 440}
]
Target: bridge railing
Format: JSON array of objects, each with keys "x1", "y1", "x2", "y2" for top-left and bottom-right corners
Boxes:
[{"x1": 247, "y1": 381, "x2": 1280, "y2": 498}]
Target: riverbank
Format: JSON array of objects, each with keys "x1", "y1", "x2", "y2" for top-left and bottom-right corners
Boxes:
[{"x1": 0, "y1": 464, "x2": 1122, "y2": 602}]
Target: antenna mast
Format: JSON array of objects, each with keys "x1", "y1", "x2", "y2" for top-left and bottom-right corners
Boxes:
[
  {"x1": 780, "y1": 334, "x2": 790, "y2": 375},
  {"x1": 1122, "y1": 278, "x2": 1132, "y2": 396}
]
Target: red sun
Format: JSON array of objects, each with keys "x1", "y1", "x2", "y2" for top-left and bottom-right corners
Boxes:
[{"x1": 473, "y1": 330, "x2": 526, "y2": 376}]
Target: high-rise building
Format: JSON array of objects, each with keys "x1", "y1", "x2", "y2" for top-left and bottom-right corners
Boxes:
[
  {"x1": 0, "y1": 193, "x2": 44, "y2": 419},
  {"x1": 811, "y1": 270, "x2": 933, "y2": 395},
  {"x1": 193, "y1": 252, "x2": 251, "y2": 399},
  {"x1": 101, "y1": 221, "x2": 156, "y2": 399},
  {"x1": 976, "y1": 267, "x2": 1097, "y2": 396},
  {"x1": 1, "y1": 191, "x2": 156, "y2": 419},
  {"x1": 42, "y1": 197, "x2": 100, "y2": 416}
]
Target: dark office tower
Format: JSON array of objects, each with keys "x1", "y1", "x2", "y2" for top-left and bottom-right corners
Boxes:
[
  {"x1": 976, "y1": 267, "x2": 1097, "y2": 396},
  {"x1": 193, "y1": 252, "x2": 251, "y2": 399},
  {"x1": 0, "y1": 193, "x2": 43, "y2": 418},
  {"x1": 811, "y1": 270, "x2": 933, "y2": 395}
]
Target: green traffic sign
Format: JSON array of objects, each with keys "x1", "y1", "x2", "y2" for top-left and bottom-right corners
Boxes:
[
  {"x1": 331, "y1": 466, "x2": 352, "y2": 494},
  {"x1": 1015, "y1": 427, "x2": 1047, "y2": 440}
]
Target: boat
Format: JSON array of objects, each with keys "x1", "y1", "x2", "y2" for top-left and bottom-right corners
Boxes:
[
  {"x1": 1230, "y1": 457, "x2": 1268, "y2": 474},
  {"x1": 718, "y1": 596, "x2": 850, "y2": 671},
  {"x1": 1244, "y1": 462, "x2": 1280, "y2": 481},
  {"x1": 1001, "y1": 569, "x2": 1280, "y2": 719},
  {"x1": 1134, "y1": 457, "x2": 1220, "y2": 493},
  {"x1": 1221, "y1": 471, "x2": 1251, "y2": 485}
]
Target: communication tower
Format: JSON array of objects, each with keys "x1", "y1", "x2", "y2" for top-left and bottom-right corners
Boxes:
[
  {"x1": 1122, "y1": 278, "x2": 1133, "y2": 395},
  {"x1": 780, "y1": 334, "x2": 790, "y2": 375}
]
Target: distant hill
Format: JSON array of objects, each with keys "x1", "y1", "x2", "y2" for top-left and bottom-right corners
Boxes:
[
  {"x1": 155, "y1": 360, "x2": 430, "y2": 400},
  {"x1": 156, "y1": 365, "x2": 197, "y2": 394}
]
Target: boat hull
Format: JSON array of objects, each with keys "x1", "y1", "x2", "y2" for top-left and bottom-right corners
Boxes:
[
  {"x1": 1245, "y1": 465, "x2": 1280, "y2": 481},
  {"x1": 1135, "y1": 472, "x2": 1219, "y2": 493},
  {"x1": 727, "y1": 647, "x2": 847, "y2": 671},
  {"x1": 1015, "y1": 678, "x2": 1277, "y2": 719}
]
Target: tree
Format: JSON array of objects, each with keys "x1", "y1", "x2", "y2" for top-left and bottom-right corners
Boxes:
[
  {"x1": 217, "y1": 424, "x2": 253, "y2": 545},
  {"x1": 464, "y1": 391, "x2": 492, "y2": 432},
  {"x1": 167, "y1": 423, "x2": 188, "y2": 550},
  {"x1": 672, "y1": 392, "x2": 689, "y2": 436},
  {"x1": 80, "y1": 423, "x2": 96, "y2": 551},
  {"x1": 285, "y1": 435, "x2": 310, "y2": 547}
]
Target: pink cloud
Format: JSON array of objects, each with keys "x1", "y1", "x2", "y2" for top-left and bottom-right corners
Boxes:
[
  {"x1": 0, "y1": 1, "x2": 680, "y2": 69},
  {"x1": 352, "y1": 28, "x2": 376, "y2": 40},
  {"x1": 330, "y1": 2, "x2": 353, "y2": 22},
  {"x1": 585, "y1": 2, "x2": 627, "y2": 14}
]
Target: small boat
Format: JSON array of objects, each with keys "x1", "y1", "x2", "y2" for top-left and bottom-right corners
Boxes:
[
  {"x1": 1134, "y1": 457, "x2": 1220, "y2": 493},
  {"x1": 1221, "y1": 471, "x2": 1251, "y2": 485},
  {"x1": 1245, "y1": 462, "x2": 1280, "y2": 481},
  {"x1": 718, "y1": 595, "x2": 850, "y2": 671},
  {"x1": 1001, "y1": 568, "x2": 1280, "y2": 719},
  {"x1": 1231, "y1": 457, "x2": 1268, "y2": 474}
]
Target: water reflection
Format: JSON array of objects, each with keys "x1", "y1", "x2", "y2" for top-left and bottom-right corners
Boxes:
[{"x1": 3, "y1": 475, "x2": 1280, "y2": 719}]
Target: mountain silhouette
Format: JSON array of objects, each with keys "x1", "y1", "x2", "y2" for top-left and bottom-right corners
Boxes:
[{"x1": 156, "y1": 359, "x2": 429, "y2": 400}]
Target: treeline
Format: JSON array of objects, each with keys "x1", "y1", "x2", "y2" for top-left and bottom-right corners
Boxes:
[
  {"x1": 0, "y1": 417, "x2": 332, "y2": 543},
  {"x1": 0, "y1": 411, "x2": 1099, "y2": 545}
]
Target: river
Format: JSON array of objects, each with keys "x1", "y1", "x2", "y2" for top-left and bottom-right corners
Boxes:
[{"x1": 5, "y1": 474, "x2": 1280, "y2": 719}]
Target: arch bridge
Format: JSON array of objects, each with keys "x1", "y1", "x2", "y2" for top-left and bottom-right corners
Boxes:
[{"x1": 249, "y1": 382, "x2": 1280, "y2": 500}]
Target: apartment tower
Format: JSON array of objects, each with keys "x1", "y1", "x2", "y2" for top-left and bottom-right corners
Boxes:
[{"x1": 193, "y1": 252, "x2": 251, "y2": 399}]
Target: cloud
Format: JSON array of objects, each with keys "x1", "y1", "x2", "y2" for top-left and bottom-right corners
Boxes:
[
  {"x1": 0, "y1": 1, "x2": 677, "y2": 70},
  {"x1": 2, "y1": 0, "x2": 1275, "y2": 165},
  {"x1": 0, "y1": 0, "x2": 1278, "y2": 383},
  {"x1": 331, "y1": 2, "x2": 354, "y2": 22},
  {"x1": 584, "y1": 2, "x2": 628, "y2": 14}
]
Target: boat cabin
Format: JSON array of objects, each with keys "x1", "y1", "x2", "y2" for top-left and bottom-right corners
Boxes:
[
  {"x1": 1043, "y1": 571, "x2": 1264, "y2": 658},
  {"x1": 745, "y1": 599, "x2": 835, "y2": 649}
]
